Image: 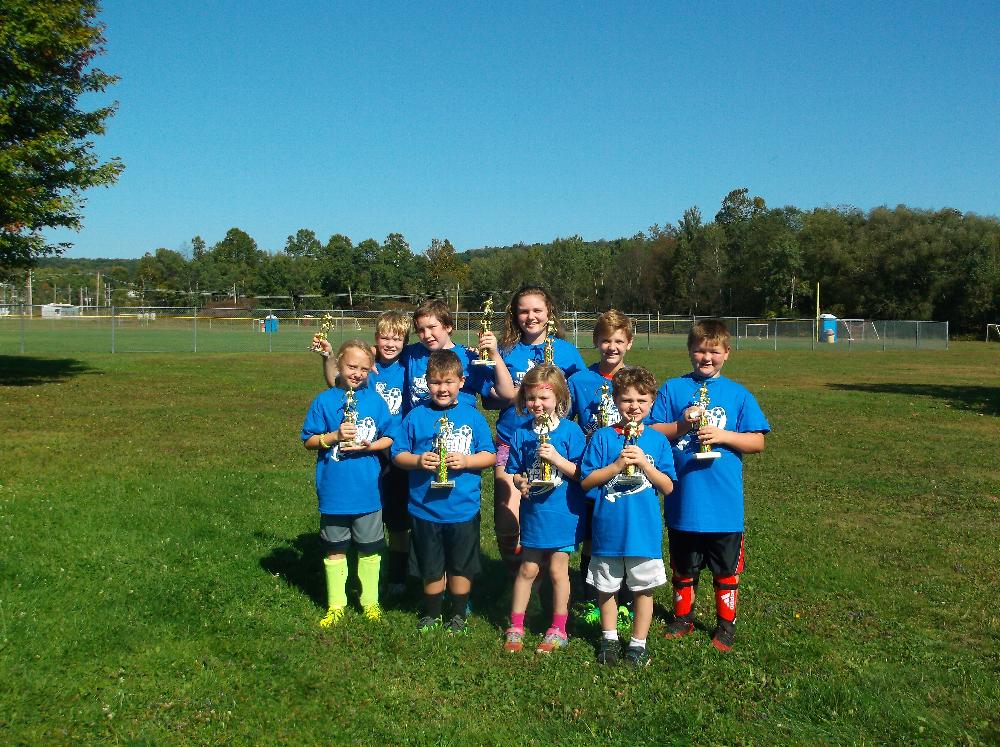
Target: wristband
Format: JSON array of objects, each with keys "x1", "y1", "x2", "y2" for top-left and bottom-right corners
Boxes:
[{"x1": 318, "y1": 434, "x2": 332, "y2": 449}]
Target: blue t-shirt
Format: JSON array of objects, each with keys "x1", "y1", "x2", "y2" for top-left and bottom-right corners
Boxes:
[
  {"x1": 506, "y1": 417, "x2": 587, "y2": 550},
  {"x1": 368, "y1": 357, "x2": 405, "y2": 421},
  {"x1": 568, "y1": 364, "x2": 622, "y2": 438},
  {"x1": 490, "y1": 338, "x2": 586, "y2": 443},
  {"x1": 400, "y1": 342, "x2": 489, "y2": 414},
  {"x1": 301, "y1": 386, "x2": 394, "y2": 516},
  {"x1": 391, "y1": 401, "x2": 495, "y2": 523},
  {"x1": 580, "y1": 426, "x2": 676, "y2": 558},
  {"x1": 650, "y1": 373, "x2": 770, "y2": 533}
]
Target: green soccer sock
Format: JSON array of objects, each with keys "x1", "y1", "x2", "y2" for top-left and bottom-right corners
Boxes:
[
  {"x1": 357, "y1": 552, "x2": 382, "y2": 608},
  {"x1": 323, "y1": 556, "x2": 348, "y2": 610}
]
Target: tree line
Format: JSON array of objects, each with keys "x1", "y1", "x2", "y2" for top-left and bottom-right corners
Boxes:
[{"x1": 17, "y1": 188, "x2": 999, "y2": 336}]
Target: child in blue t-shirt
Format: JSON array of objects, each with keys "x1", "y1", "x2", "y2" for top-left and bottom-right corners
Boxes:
[
  {"x1": 567, "y1": 308, "x2": 635, "y2": 628},
  {"x1": 486, "y1": 285, "x2": 586, "y2": 575},
  {"x1": 391, "y1": 350, "x2": 496, "y2": 635},
  {"x1": 580, "y1": 367, "x2": 675, "y2": 667},
  {"x1": 502, "y1": 365, "x2": 586, "y2": 655},
  {"x1": 399, "y1": 298, "x2": 514, "y2": 414},
  {"x1": 301, "y1": 340, "x2": 394, "y2": 628},
  {"x1": 650, "y1": 319, "x2": 769, "y2": 653}
]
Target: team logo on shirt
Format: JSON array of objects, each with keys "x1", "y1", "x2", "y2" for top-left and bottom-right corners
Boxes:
[
  {"x1": 329, "y1": 416, "x2": 378, "y2": 462},
  {"x1": 584, "y1": 401, "x2": 620, "y2": 436},
  {"x1": 604, "y1": 454, "x2": 655, "y2": 502},
  {"x1": 514, "y1": 359, "x2": 538, "y2": 387},
  {"x1": 375, "y1": 382, "x2": 403, "y2": 415},
  {"x1": 443, "y1": 424, "x2": 474, "y2": 455},
  {"x1": 676, "y1": 406, "x2": 727, "y2": 453},
  {"x1": 411, "y1": 375, "x2": 428, "y2": 404}
]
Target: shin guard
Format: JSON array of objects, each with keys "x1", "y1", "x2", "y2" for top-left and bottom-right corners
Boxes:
[
  {"x1": 672, "y1": 575, "x2": 697, "y2": 618},
  {"x1": 713, "y1": 575, "x2": 739, "y2": 623}
]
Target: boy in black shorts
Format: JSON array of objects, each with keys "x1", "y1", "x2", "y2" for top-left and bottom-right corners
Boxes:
[{"x1": 650, "y1": 320, "x2": 770, "y2": 651}]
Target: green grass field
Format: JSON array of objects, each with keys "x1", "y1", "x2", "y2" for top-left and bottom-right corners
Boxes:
[{"x1": 1, "y1": 345, "x2": 997, "y2": 744}]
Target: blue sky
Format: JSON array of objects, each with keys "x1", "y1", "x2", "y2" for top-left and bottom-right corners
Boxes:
[{"x1": 54, "y1": 1, "x2": 1000, "y2": 259}]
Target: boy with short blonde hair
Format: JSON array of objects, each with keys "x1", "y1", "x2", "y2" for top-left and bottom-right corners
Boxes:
[{"x1": 650, "y1": 319, "x2": 770, "y2": 652}]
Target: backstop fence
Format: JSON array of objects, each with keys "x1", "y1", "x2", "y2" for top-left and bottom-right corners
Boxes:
[{"x1": 0, "y1": 305, "x2": 949, "y2": 355}]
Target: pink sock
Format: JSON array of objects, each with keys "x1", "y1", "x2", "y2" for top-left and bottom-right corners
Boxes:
[
  {"x1": 510, "y1": 612, "x2": 526, "y2": 630},
  {"x1": 551, "y1": 613, "x2": 569, "y2": 636}
]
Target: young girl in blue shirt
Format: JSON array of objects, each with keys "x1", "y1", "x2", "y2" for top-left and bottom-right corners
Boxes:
[{"x1": 502, "y1": 365, "x2": 586, "y2": 654}]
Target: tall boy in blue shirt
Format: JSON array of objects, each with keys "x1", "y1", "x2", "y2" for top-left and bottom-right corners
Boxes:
[
  {"x1": 391, "y1": 350, "x2": 496, "y2": 634},
  {"x1": 650, "y1": 319, "x2": 770, "y2": 652}
]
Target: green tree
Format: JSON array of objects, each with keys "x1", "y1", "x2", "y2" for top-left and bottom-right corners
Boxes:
[
  {"x1": 425, "y1": 238, "x2": 468, "y2": 298},
  {"x1": 283, "y1": 228, "x2": 322, "y2": 259},
  {"x1": 0, "y1": 0, "x2": 123, "y2": 274}
]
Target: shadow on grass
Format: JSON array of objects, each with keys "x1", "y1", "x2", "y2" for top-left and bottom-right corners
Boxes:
[
  {"x1": 259, "y1": 532, "x2": 327, "y2": 609},
  {"x1": 0, "y1": 355, "x2": 96, "y2": 386},
  {"x1": 828, "y1": 382, "x2": 1000, "y2": 417}
]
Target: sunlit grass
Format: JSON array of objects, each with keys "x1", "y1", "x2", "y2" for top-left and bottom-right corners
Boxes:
[{"x1": 1, "y1": 344, "x2": 998, "y2": 744}]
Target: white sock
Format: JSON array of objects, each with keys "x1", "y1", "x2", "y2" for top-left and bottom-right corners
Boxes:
[
  {"x1": 629, "y1": 637, "x2": 646, "y2": 649},
  {"x1": 602, "y1": 629, "x2": 619, "y2": 641}
]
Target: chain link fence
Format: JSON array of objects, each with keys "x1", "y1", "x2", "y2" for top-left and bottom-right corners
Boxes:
[{"x1": 0, "y1": 305, "x2": 950, "y2": 355}]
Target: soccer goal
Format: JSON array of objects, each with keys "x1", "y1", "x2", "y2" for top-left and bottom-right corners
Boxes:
[
  {"x1": 987, "y1": 323, "x2": 1000, "y2": 343},
  {"x1": 838, "y1": 318, "x2": 881, "y2": 343},
  {"x1": 744, "y1": 323, "x2": 769, "y2": 340}
]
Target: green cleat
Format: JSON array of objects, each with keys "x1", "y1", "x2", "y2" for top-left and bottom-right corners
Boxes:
[{"x1": 362, "y1": 603, "x2": 383, "y2": 622}]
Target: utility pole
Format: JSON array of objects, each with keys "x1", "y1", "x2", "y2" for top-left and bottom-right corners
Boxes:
[{"x1": 26, "y1": 270, "x2": 33, "y2": 311}]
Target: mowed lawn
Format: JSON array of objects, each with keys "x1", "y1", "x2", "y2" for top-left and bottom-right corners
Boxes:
[{"x1": 1, "y1": 344, "x2": 997, "y2": 745}]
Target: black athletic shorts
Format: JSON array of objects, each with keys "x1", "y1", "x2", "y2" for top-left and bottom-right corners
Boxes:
[
  {"x1": 667, "y1": 529, "x2": 745, "y2": 578},
  {"x1": 409, "y1": 513, "x2": 482, "y2": 581},
  {"x1": 379, "y1": 457, "x2": 410, "y2": 532}
]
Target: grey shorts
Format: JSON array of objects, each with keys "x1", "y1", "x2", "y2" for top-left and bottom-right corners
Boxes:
[
  {"x1": 586, "y1": 556, "x2": 667, "y2": 593},
  {"x1": 319, "y1": 510, "x2": 386, "y2": 553}
]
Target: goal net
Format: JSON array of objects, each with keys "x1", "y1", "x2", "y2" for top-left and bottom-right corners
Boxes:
[
  {"x1": 987, "y1": 323, "x2": 1000, "y2": 343},
  {"x1": 838, "y1": 318, "x2": 881, "y2": 343},
  {"x1": 743, "y1": 323, "x2": 769, "y2": 340}
]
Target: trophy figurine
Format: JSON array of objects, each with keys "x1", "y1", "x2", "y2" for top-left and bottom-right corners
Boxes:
[
  {"x1": 596, "y1": 383, "x2": 614, "y2": 428},
  {"x1": 617, "y1": 418, "x2": 644, "y2": 487},
  {"x1": 693, "y1": 381, "x2": 721, "y2": 460},
  {"x1": 529, "y1": 413, "x2": 557, "y2": 490},
  {"x1": 341, "y1": 388, "x2": 359, "y2": 447},
  {"x1": 543, "y1": 319, "x2": 557, "y2": 364},
  {"x1": 470, "y1": 296, "x2": 496, "y2": 367},
  {"x1": 308, "y1": 313, "x2": 336, "y2": 353},
  {"x1": 430, "y1": 415, "x2": 456, "y2": 488}
]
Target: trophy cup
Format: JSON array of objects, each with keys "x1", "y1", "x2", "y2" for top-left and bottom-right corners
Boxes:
[
  {"x1": 430, "y1": 415, "x2": 456, "y2": 488},
  {"x1": 693, "y1": 381, "x2": 721, "y2": 460},
  {"x1": 341, "y1": 387, "x2": 359, "y2": 447},
  {"x1": 470, "y1": 296, "x2": 496, "y2": 367},
  {"x1": 616, "y1": 418, "x2": 644, "y2": 487},
  {"x1": 596, "y1": 383, "x2": 614, "y2": 428},
  {"x1": 529, "y1": 413, "x2": 557, "y2": 490},
  {"x1": 308, "y1": 313, "x2": 336, "y2": 353},
  {"x1": 543, "y1": 319, "x2": 556, "y2": 364}
]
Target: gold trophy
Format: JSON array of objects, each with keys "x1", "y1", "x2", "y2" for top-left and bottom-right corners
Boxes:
[
  {"x1": 692, "y1": 381, "x2": 721, "y2": 460},
  {"x1": 308, "y1": 313, "x2": 336, "y2": 352},
  {"x1": 341, "y1": 388, "x2": 359, "y2": 447},
  {"x1": 596, "y1": 383, "x2": 614, "y2": 428},
  {"x1": 470, "y1": 296, "x2": 496, "y2": 367},
  {"x1": 529, "y1": 413, "x2": 557, "y2": 490},
  {"x1": 543, "y1": 319, "x2": 556, "y2": 364},
  {"x1": 430, "y1": 415, "x2": 456, "y2": 488},
  {"x1": 617, "y1": 417, "x2": 644, "y2": 487}
]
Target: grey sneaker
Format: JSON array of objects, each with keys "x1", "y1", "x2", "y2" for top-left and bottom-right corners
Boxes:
[
  {"x1": 416, "y1": 615, "x2": 441, "y2": 633},
  {"x1": 624, "y1": 644, "x2": 652, "y2": 667},
  {"x1": 444, "y1": 614, "x2": 468, "y2": 635},
  {"x1": 597, "y1": 638, "x2": 621, "y2": 666}
]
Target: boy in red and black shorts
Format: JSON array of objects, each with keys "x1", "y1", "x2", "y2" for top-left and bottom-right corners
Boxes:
[{"x1": 650, "y1": 320, "x2": 770, "y2": 651}]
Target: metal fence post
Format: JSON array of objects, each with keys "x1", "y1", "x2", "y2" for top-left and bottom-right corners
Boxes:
[
  {"x1": 193, "y1": 306, "x2": 198, "y2": 353},
  {"x1": 19, "y1": 303, "x2": 26, "y2": 353}
]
